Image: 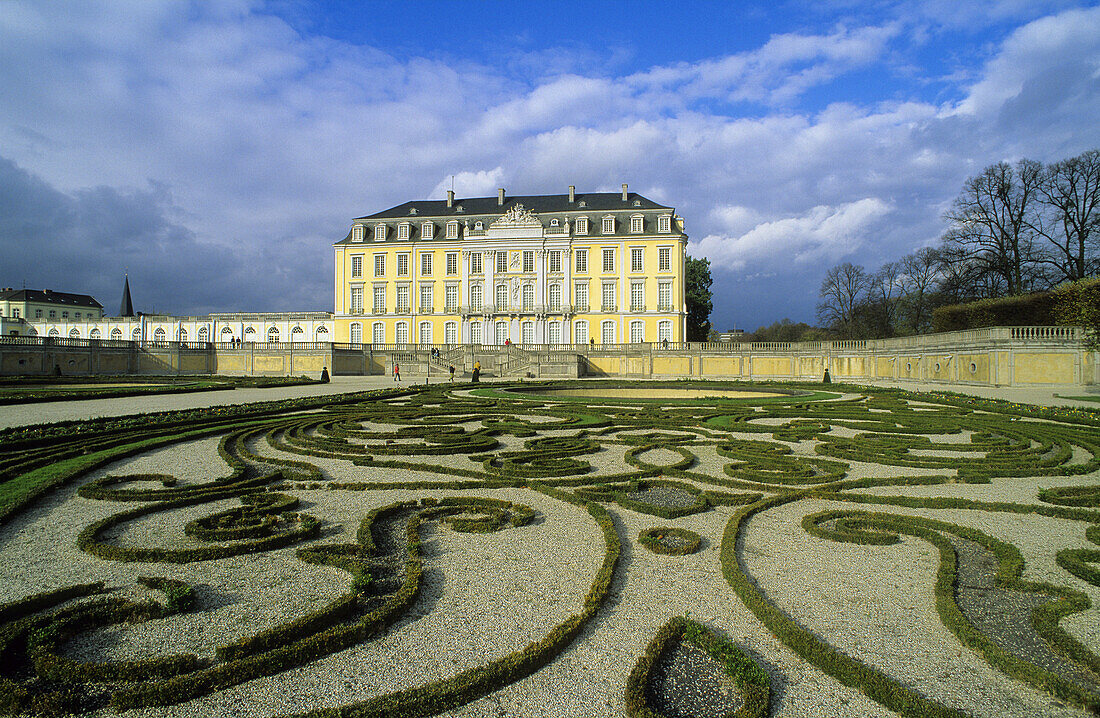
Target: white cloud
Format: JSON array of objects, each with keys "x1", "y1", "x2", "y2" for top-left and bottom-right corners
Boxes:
[
  {"x1": 431, "y1": 168, "x2": 506, "y2": 199},
  {"x1": 690, "y1": 198, "x2": 895, "y2": 272}
]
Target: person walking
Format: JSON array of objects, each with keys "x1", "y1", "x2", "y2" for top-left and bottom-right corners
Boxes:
[
  {"x1": 448, "y1": 364, "x2": 455, "y2": 382},
  {"x1": 472, "y1": 360, "x2": 481, "y2": 383},
  {"x1": 393, "y1": 361, "x2": 401, "y2": 382}
]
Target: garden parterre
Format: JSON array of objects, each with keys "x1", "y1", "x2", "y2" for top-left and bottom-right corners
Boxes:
[{"x1": 2, "y1": 380, "x2": 1100, "y2": 717}]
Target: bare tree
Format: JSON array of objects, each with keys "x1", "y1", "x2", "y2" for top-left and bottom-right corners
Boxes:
[
  {"x1": 941, "y1": 160, "x2": 1043, "y2": 296},
  {"x1": 866, "y1": 261, "x2": 904, "y2": 337},
  {"x1": 897, "y1": 247, "x2": 941, "y2": 334},
  {"x1": 817, "y1": 262, "x2": 870, "y2": 339},
  {"x1": 1037, "y1": 149, "x2": 1100, "y2": 283}
]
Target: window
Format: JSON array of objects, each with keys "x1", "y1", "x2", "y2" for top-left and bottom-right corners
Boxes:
[
  {"x1": 316, "y1": 325, "x2": 328, "y2": 339},
  {"x1": 198, "y1": 326, "x2": 209, "y2": 342},
  {"x1": 470, "y1": 252, "x2": 483, "y2": 274},
  {"x1": 13, "y1": 309, "x2": 21, "y2": 318},
  {"x1": 470, "y1": 321, "x2": 482, "y2": 345},
  {"x1": 495, "y1": 321, "x2": 509, "y2": 345},
  {"x1": 374, "y1": 254, "x2": 386, "y2": 276},
  {"x1": 659, "y1": 282, "x2": 672, "y2": 311},
  {"x1": 132, "y1": 328, "x2": 141, "y2": 341},
  {"x1": 601, "y1": 320, "x2": 616, "y2": 344},
  {"x1": 445, "y1": 285, "x2": 458, "y2": 312},
  {"x1": 548, "y1": 321, "x2": 562, "y2": 344},
  {"x1": 75, "y1": 312, "x2": 81, "y2": 320},
  {"x1": 444, "y1": 321, "x2": 457, "y2": 344},
  {"x1": 373, "y1": 285, "x2": 386, "y2": 313},
  {"x1": 575, "y1": 248, "x2": 588, "y2": 273},
  {"x1": 352, "y1": 225, "x2": 364, "y2": 242},
  {"x1": 396, "y1": 285, "x2": 409, "y2": 313},
  {"x1": 398, "y1": 223, "x2": 410, "y2": 240},
  {"x1": 630, "y1": 320, "x2": 644, "y2": 343},
  {"x1": 522, "y1": 284, "x2": 534, "y2": 311},
  {"x1": 630, "y1": 215, "x2": 644, "y2": 233},
  {"x1": 111, "y1": 327, "x2": 122, "y2": 340},
  {"x1": 474, "y1": 220, "x2": 483, "y2": 230},
  {"x1": 548, "y1": 283, "x2": 562, "y2": 311},
  {"x1": 521, "y1": 321, "x2": 534, "y2": 344},
  {"x1": 291, "y1": 326, "x2": 303, "y2": 341},
  {"x1": 375, "y1": 223, "x2": 387, "y2": 241},
  {"x1": 245, "y1": 327, "x2": 256, "y2": 340},
  {"x1": 574, "y1": 320, "x2": 588, "y2": 344},
  {"x1": 601, "y1": 216, "x2": 615, "y2": 234},
  {"x1": 35, "y1": 310, "x2": 42, "y2": 318},
  {"x1": 659, "y1": 247, "x2": 671, "y2": 271},
  {"x1": 574, "y1": 281, "x2": 589, "y2": 311},
  {"x1": 446, "y1": 252, "x2": 458, "y2": 275},
  {"x1": 549, "y1": 250, "x2": 561, "y2": 273},
  {"x1": 631, "y1": 282, "x2": 645, "y2": 311},
  {"x1": 351, "y1": 255, "x2": 363, "y2": 278},
  {"x1": 550, "y1": 218, "x2": 559, "y2": 227},
  {"x1": 419, "y1": 321, "x2": 432, "y2": 346},
  {"x1": 658, "y1": 320, "x2": 672, "y2": 342},
  {"x1": 372, "y1": 322, "x2": 384, "y2": 344},
  {"x1": 602, "y1": 248, "x2": 615, "y2": 273},
  {"x1": 496, "y1": 283, "x2": 508, "y2": 311},
  {"x1": 350, "y1": 323, "x2": 362, "y2": 345},
  {"x1": 154, "y1": 327, "x2": 166, "y2": 343},
  {"x1": 420, "y1": 285, "x2": 433, "y2": 312},
  {"x1": 496, "y1": 251, "x2": 507, "y2": 273},
  {"x1": 421, "y1": 253, "x2": 432, "y2": 276},
  {"x1": 267, "y1": 326, "x2": 279, "y2": 343},
  {"x1": 470, "y1": 283, "x2": 483, "y2": 311},
  {"x1": 396, "y1": 322, "x2": 409, "y2": 344},
  {"x1": 602, "y1": 282, "x2": 616, "y2": 311},
  {"x1": 631, "y1": 248, "x2": 643, "y2": 273},
  {"x1": 658, "y1": 215, "x2": 672, "y2": 233},
  {"x1": 90, "y1": 328, "x2": 101, "y2": 339},
  {"x1": 421, "y1": 221, "x2": 434, "y2": 239},
  {"x1": 49, "y1": 310, "x2": 56, "y2": 318},
  {"x1": 350, "y1": 287, "x2": 363, "y2": 313},
  {"x1": 446, "y1": 221, "x2": 459, "y2": 239},
  {"x1": 62, "y1": 312, "x2": 69, "y2": 318},
  {"x1": 576, "y1": 216, "x2": 589, "y2": 235},
  {"x1": 397, "y1": 254, "x2": 409, "y2": 276},
  {"x1": 523, "y1": 250, "x2": 534, "y2": 273}
]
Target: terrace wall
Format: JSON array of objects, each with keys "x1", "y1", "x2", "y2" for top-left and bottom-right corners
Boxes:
[{"x1": 1, "y1": 326, "x2": 1095, "y2": 387}]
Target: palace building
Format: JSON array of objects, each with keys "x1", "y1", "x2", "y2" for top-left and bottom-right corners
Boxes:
[{"x1": 334, "y1": 185, "x2": 688, "y2": 346}]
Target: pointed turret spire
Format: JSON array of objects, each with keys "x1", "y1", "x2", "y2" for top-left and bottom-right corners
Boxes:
[{"x1": 119, "y1": 274, "x2": 134, "y2": 317}]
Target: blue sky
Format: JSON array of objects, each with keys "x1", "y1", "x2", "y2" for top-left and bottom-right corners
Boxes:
[{"x1": 1, "y1": 0, "x2": 1099, "y2": 330}]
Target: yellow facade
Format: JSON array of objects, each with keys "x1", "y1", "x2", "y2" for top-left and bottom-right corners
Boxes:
[{"x1": 334, "y1": 188, "x2": 688, "y2": 346}]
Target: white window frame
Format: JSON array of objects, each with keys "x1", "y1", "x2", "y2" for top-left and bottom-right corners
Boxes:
[
  {"x1": 446, "y1": 221, "x2": 459, "y2": 239},
  {"x1": 470, "y1": 320, "x2": 483, "y2": 345},
  {"x1": 396, "y1": 321, "x2": 409, "y2": 345},
  {"x1": 398, "y1": 223, "x2": 411, "y2": 240},
  {"x1": 420, "y1": 253, "x2": 432, "y2": 276},
  {"x1": 658, "y1": 320, "x2": 672, "y2": 342},
  {"x1": 630, "y1": 320, "x2": 644, "y2": 343},
  {"x1": 350, "y1": 286, "x2": 363, "y2": 313},
  {"x1": 548, "y1": 283, "x2": 562, "y2": 311},
  {"x1": 396, "y1": 285, "x2": 410, "y2": 313},
  {"x1": 374, "y1": 223, "x2": 387, "y2": 241},
  {"x1": 522, "y1": 250, "x2": 534, "y2": 273},
  {"x1": 631, "y1": 281, "x2": 645, "y2": 311},
  {"x1": 601, "y1": 282, "x2": 616, "y2": 312},
  {"x1": 658, "y1": 215, "x2": 672, "y2": 233},
  {"x1": 446, "y1": 252, "x2": 458, "y2": 275},
  {"x1": 495, "y1": 320, "x2": 509, "y2": 345},
  {"x1": 470, "y1": 252, "x2": 483, "y2": 274},
  {"x1": 659, "y1": 281, "x2": 672, "y2": 311},
  {"x1": 495, "y1": 283, "x2": 508, "y2": 311},
  {"x1": 575, "y1": 216, "x2": 589, "y2": 235},
  {"x1": 374, "y1": 254, "x2": 386, "y2": 277},
  {"x1": 630, "y1": 215, "x2": 644, "y2": 234},
  {"x1": 630, "y1": 247, "x2": 643, "y2": 273},
  {"x1": 372, "y1": 322, "x2": 384, "y2": 344},
  {"x1": 575, "y1": 248, "x2": 588, "y2": 273},
  {"x1": 574, "y1": 281, "x2": 589, "y2": 311},
  {"x1": 522, "y1": 283, "x2": 534, "y2": 311},
  {"x1": 350, "y1": 322, "x2": 363, "y2": 345},
  {"x1": 601, "y1": 320, "x2": 616, "y2": 344},
  {"x1": 470, "y1": 283, "x2": 483, "y2": 311},
  {"x1": 419, "y1": 284, "x2": 433, "y2": 313},
  {"x1": 352, "y1": 224, "x2": 364, "y2": 242},
  {"x1": 444, "y1": 284, "x2": 459, "y2": 313},
  {"x1": 602, "y1": 248, "x2": 615, "y2": 273},
  {"x1": 419, "y1": 321, "x2": 432, "y2": 346},
  {"x1": 548, "y1": 250, "x2": 561, "y2": 273},
  {"x1": 421, "y1": 221, "x2": 434, "y2": 239},
  {"x1": 496, "y1": 251, "x2": 507, "y2": 273},
  {"x1": 397, "y1": 253, "x2": 409, "y2": 276},
  {"x1": 351, "y1": 255, "x2": 363, "y2": 278},
  {"x1": 373, "y1": 284, "x2": 386, "y2": 313},
  {"x1": 548, "y1": 321, "x2": 562, "y2": 345},
  {"x1": 659, "y1": 247, "x2": 671, "y2": 272},
  {"x1": 521, "y1": 320, "x2": 534, "y2": 344},
  {"x1": 444, "y1": 321, "x2": 457, "y2": 344},
  {"x1": 601, "y1": 216, "x2": 615, "y2": 234},
  {"x1": 574, "y1": 320, "x2": 588, "y2": 345}
]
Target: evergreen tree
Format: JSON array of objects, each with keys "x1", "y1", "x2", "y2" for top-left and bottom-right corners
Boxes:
[{"x1": 685, "y1": 256, "x2": 713, "y2": 341}]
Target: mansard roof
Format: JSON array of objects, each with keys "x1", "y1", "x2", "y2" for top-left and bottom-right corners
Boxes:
[
  {"x1": 355, "y1": 191, "x2": 672, "y2": 221},
  {"x1": 0, "y1": 288, "x2": 103, "y2": 309}
]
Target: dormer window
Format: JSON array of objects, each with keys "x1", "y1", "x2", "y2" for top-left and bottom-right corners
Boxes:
[
  {"x1": 550, "y1": 218, "x2": 559, "y2": 227},
  {"x1": 630, "y1": 215, "x2": 644, "y2": 233},
  {"x1": 658, "y1": 214, "x2": 672, "y2": 233},
  {"x1": 455, "y1": 205, "x2": 465, "y2": 213},
  {"x1": 421, "y1": 221, "x2": 434, "y2": 239},
  {"x1": 578, "y1": 200, "x2": 587, "y2": 207},
  {"x1": 474, "y1": 221, "x2": 483, "y2": 230},
  {"x1": 633, "y1": 199, "x2": 642, "y2": 207},
  {"x1": 375, "y1": 223, "x2": 387, "y2": 241},
  {"x1": 398, "y1": 223, "x2": 411, "y2": 240},
  {"x1": 352, "y1": 225, "x2": 364, "y2": 242},
  {"x1": 601, "y1": 216, "x2": 615, "y2": 234},
  {"x1": 576, "y1": 216, "x2": 589, "y2": 235},
  {"x1": 446, "y1": 220, "x2": 459, "y2": 239},
  {"x1": 409, "y1": 207, "x2": 418, "y2": 215}
]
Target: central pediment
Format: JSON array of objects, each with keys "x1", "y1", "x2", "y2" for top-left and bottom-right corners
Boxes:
[{"x1": 487, "y1": 203, "x2": 543, "y2": 238}]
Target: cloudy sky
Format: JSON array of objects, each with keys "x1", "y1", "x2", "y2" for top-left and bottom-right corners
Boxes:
[{"x1": 1, "y1": 1, "x2": 1098, "y2": 330}]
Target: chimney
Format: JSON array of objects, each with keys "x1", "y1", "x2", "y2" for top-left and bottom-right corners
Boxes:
[
  {"x1": 446, "y1": 189, "x2": 454, "y2": 208},
  {"x1": 498, "y1": 188, "x2": 506, "y2": 206},
  {"x1": 621, "y1": 183, "x2": 628, "y2": 201},
  {"x1": 568, "y1": 185, "x2": 575, "y2": 203}
]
